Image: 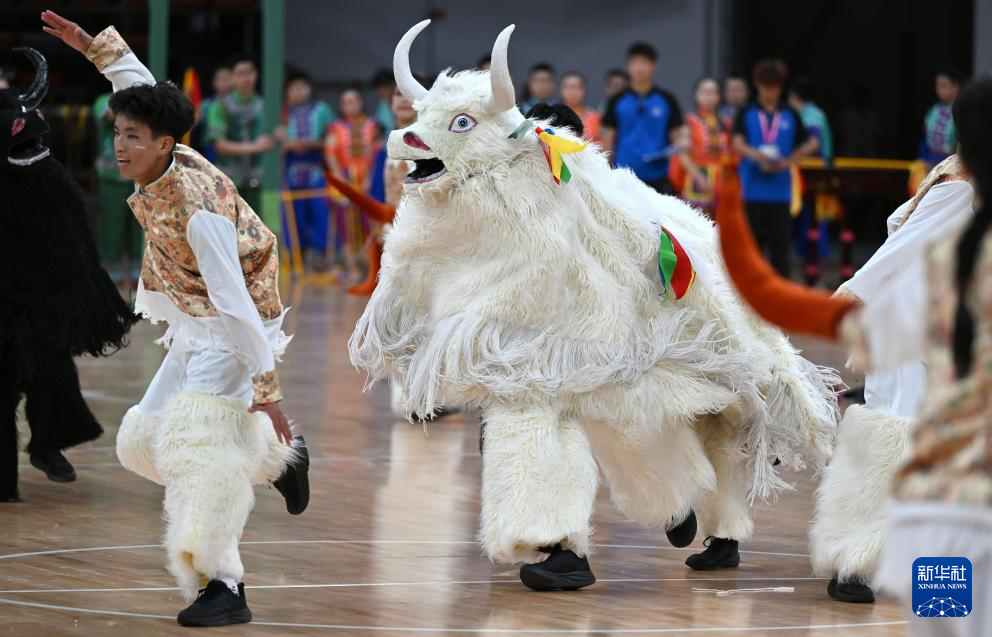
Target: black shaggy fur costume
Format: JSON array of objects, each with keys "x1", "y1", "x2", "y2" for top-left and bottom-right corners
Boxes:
[{"x1": 0, "y1": 51, "x2": 137, "y2": 501}]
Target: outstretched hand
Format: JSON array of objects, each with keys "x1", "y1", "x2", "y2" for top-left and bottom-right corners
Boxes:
[
  {"x1": 41, "y1": 10, "x2": 94, "y2": 53},
  {"x1": 249, "y1": 401, "x2": 294, "y2": 446}
]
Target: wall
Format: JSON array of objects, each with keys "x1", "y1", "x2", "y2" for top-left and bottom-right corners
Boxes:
[
  {"x1": 286, "y1": 0, "x2": 710, "y2": 110},
  {"x1": 977, "y1": 0, "x2": 992, "y2": 76}
]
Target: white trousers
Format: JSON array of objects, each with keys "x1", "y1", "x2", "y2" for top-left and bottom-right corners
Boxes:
[{"x1": 116, "y1": 346, "x2": 294, "y2": 600}]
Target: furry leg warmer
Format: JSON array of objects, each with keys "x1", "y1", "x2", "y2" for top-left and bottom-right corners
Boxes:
[
  {"x1": 116, "y1": 406, "x2": 164, "y2": 485},
  {"x1": 585, "y1": 417, "x2": 716, "y2": 531},
  {"x1": 694, "y1": 416, "x2": 755, "y2": 540},
  {"x1": 479, "y1": 405, "x2": 598, "y2": 564},
  {"x1": 809, "y1": 405, "x2": 915, "y2": 582},
  {"x1": 156, "y1": 392, "x2": 259, "y2": 600}
]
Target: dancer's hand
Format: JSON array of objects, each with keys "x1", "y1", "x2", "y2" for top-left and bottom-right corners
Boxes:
[
  {"x1": 41, "y1": 11, "x2": 94, "y2": 53},
  {"x1": 250, "y1": 401, "x2": 294, "y2": 445}
]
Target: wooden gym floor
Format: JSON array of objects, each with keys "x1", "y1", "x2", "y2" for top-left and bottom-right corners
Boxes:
[{"x1": 0, "y1": 284, "x2": 909, "y2": 636}]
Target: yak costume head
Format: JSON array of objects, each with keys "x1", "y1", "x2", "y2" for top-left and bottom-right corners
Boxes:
[
  {"x1": 0, "y1": 48, "x2": 51, "y2": 174},
  {"x1": 387, "y1": 21, "x2": 526, "y2": 194}
]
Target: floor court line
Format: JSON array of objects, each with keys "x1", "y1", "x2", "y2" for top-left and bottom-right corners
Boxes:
[
  {"x1": 0, "y1": 539, "x2": 811, "y2": 561},
  {"x1": 0, "y1": 599, "x2": 910, "y2": 634},
  {"x1": 0, "y1": 576, "x2": 831, "y2": 595}
]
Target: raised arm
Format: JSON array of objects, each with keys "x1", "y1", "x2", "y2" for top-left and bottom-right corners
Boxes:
[{"x1": 43, "y1": 11, "x2": 154, "y2": 91}]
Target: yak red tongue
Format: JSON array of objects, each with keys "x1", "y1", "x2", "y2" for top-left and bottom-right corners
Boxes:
[
  {"x1": 325, "y1": 172, "x2": 395, "y2": 224},
  {"x1": 715, "y1": 168, "x2": 856, "y2": 341}
]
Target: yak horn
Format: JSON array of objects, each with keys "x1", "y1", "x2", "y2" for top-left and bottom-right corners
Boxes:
[
  {"x1": 715, "y1": 168, "x2": 856, "y2": 340},
  {"x1": 483, "y1": 25, "x2": 516, "y2": 113},
  {"x1": 393, "y1": 20, "x2": 430, "y2": 103},
  {"x1": 13, "y1": 47, "x2": 49, "y2": 110}
]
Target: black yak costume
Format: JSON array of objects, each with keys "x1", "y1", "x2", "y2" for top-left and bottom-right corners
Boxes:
[{"x1": 0, "y1": 48, "x2": 136, "y2": 501}]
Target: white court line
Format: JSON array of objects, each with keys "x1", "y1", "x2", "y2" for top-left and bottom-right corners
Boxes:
[
  {"x1": 0, "y1": 599, "x2": 911, "y2": 634},
  {"x1": 0, "y1": 540, "x2": 811, "y2": 561},
  {"x1": 0, "y1": 576, "x2": 829, "y2": 595}
]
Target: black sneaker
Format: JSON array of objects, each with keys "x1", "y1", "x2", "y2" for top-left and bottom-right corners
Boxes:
[
  {"x1": 177, "y1": 580, "x2": 252, "y2": 627},
  {"x1": 273, "y1": 436, "x2": 309, "y2": 515},
  {"x1": 519, "y1": 544, "x2": 596, "y2": 591},
  {"x1": 0, "y1": 490, "x2": 21, "y2": 503},
  {"x1": 665, "y1": 509, "x2": 697, "y2": 548},
  {"x1": 411, "y1": 406, "x2": 461, "y2": 423},
  {"x1": 827, "y1": 576, "x2": 875, "y2": 603},
  {"x1": 685, "y1": 536, "x2": 740, "y2": 571},
  {"x1": 29, "y1": 450, "x2": 76, "y2": 483}
]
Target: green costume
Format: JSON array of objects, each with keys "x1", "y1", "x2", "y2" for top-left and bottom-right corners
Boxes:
[{"x1": 206, "y1": 92, "x2": 265, "y2": 212}]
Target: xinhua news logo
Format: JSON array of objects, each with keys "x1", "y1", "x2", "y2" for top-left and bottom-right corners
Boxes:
[{"x1": 912, "y1": 557, "x2": 972, "y2": 618}]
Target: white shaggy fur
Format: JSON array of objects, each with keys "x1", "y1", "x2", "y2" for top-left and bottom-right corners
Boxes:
[
  {"x1": 809, "y1": 405, "x2": 915, "y2": 582},
  {"x1": 480, "y1": 404, "x2": 599, "y2": 563},
  {"x1": 351, "y1": 54, "x2": 839, "y2": 564},
  {"x1": 119, "y1": 392, "x2": 297, "y2": 599},
  {"x1": 117, "y1": 406, "x2": 164, "y2": 485}
]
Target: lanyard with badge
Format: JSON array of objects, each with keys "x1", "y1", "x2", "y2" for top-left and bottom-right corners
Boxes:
[{"x1": 757, "y1": 110, "x2": 782, "y2": 161}]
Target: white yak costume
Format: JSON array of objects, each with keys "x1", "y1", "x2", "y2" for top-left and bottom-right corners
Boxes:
[
  {"x1": 351, "y1": 21, "x2": 840, "y2": 566},
  {"x1": 809, "y1": 155, "x2": 974, "y2": 600}
]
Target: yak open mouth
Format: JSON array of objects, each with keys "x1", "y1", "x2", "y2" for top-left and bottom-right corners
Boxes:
[
  {"x1": 8, "y1": 135, "x2": 50, "y2": 166},
  {"x1": 405, "y1": 157, "x2": 447, "y2": 184}
]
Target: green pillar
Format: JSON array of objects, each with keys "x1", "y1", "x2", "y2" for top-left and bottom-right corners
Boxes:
[
  {"x1": 260, "y1": 0, "x2": 286, "y2": 232},
  {"x1": 147, "y1": 0, "x2": 169, "y2": 80}
]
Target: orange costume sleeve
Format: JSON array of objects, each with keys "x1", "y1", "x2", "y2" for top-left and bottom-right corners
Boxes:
[
  {"x1": 715, "y1": 168, "x2": 856, "y2": 340},
  {"x1": 324, "y1": 172, "x2": 395, "y2": 295}
]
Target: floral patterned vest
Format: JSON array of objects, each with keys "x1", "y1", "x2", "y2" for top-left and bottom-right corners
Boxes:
[{"x1": 128, "y1": 145, "x2": 283, "y2": 321}]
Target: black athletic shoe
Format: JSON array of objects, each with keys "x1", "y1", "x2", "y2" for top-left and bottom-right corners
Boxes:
[
  {"x1": 519, "y1": 544, "x2": 596, "y2": 591},
  {"x1": 665, "y1": 509, "x2": 697, "y2": 548},
  {"x1": 827, "y1": 576, "x2": 875, "y2": 603},
  {"x1": 685, "y1": 537, "x2": 741, "y2": 571},
  {"x1": 273, "y1": 436, "x2": 309, "y2": 515},
  {"x1": 411, "y1": 406, "x2": 461, "y2": 423},
  {"x1": 0, "y1": 490, "x2": 21, "y2": 503},
  {"x1": 29, "y1": 450, "x2": 76, "y2": 483},
  {"x1": 177, "y1": 580, "x2": 252, "y2": 627}
]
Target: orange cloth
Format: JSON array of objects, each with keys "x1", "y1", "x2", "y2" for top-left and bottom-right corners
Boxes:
[{"x1": 715, "y1": 168, "x2": 855, "y2": 339}]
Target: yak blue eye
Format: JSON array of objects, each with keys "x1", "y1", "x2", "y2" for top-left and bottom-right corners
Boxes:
[{"x1": 449, "y1": 113, "x2": 477, "y2": 133}]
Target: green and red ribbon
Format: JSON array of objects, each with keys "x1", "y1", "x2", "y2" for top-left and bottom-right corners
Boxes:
[{"x1": 658, "y1": 225, "x2": 696, "y2": 300}]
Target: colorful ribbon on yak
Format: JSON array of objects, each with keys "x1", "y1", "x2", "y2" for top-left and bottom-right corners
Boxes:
[
  {"x1": 508, "y1": 120, "x2": 587, "y2": 185},
  {"x1": 658, "y1": 225, "x2": 696, "y2": 300}
]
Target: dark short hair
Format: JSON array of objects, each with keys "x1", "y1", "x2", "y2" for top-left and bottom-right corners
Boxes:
[
  {"x1": 476, "y1": 54, "x2": 491, "y2": 68},
  {"x1": 225, "y1": 52, "x2": 256, "y2": 71},
  {"x1": 371, "y1": 68, "x2": 394, "y2": 88},
  {"x1": 526, "y1": 102, "x2": 584, "y2": 137},
  {"x1": 529, "y1": 63, "x2": 556, "y2": 77},
  {"x1": 789, "y1": 76, "x2": 815, "y2": 102},
  {"x1": 108, "y1": 81, "x2": 195, "y2": 143},
  {"x1": 936, "y1": 64, "x2": 966, "y2": 85},
  {"x1": 605, "y1": 68, "x2": 629, "y2": 81},
  {"x1": 626, "y1": 42, "x2": 657, "y2": 62},
  {"x1": 560, "y1": 70, "x2": 586, "y2": 86},
  {"x1": 285, "y1": 68, "x2": 312, "y2": 87},
  {"x1": 752, "y1": 58, "x2": 788, "y2": 86}
]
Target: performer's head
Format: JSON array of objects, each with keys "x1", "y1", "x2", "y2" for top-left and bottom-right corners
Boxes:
[
  {"x1": 1, "y1": 48, "x2": 50, "y2": 175},
  {"x1": 285, "y1": 69, "x2": 313, "y2": 107},
  {"x1": 752, "y1": 58, "x2": 788, "y2": 109},
  {"x1": 625, "y1": 42, "x2": 657, "y2": 88},
  {"x1": 226, "y1": 53, "x2": 258, "y2": 99},
  {"x1": 108, "y1": 81, "x2": 195, "y2": 186},
  {"x1": 935, "y1": 65, "x2": 965, "y2": 105}
]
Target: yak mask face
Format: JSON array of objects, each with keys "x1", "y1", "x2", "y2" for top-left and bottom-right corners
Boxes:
[
  {"x1": 386, "y1": 20, "x2": 523, "y2": 193},
  {"x1": 0, "y1": 48, "x2": 51, "y2": 174}
]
